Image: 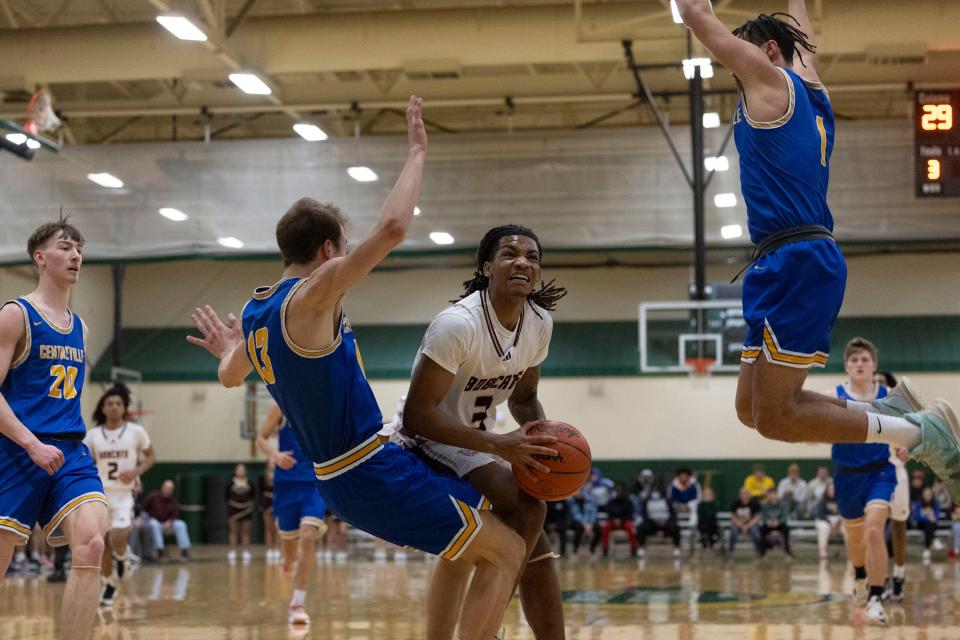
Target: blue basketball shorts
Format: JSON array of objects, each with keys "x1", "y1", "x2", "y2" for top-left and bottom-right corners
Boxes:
[
  {"x1": 273, "y1": 481, "x2": 326, "y2": 538},
  {"x1": 740, "y1": 239, "x2": 847, "y2": 369},
  {"x1": 316, "y1": 440, "x2": 491, "y2": 560},
  {"x1": 834, "y1": 463, "x2": 897, "y2": 521},
  {"x1": 0, "y1": 437, "x2": 106, "y2": 546}
]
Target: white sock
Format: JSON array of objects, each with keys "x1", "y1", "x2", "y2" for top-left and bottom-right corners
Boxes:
[
  {"x1": 847, "y1": 400, "x2": 873, "y2": 413},
  {"x1": 864, "y1": 413, "x2": 922, "y2": 449},
  {"x1": 291, "y1": 589, "x2": 306, "y2": 608},
  {"x1": 893, "y1": 564, "x2": 906, "y2": 580}
]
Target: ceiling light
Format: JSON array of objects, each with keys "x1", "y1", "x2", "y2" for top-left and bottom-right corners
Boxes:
[
  {"x1": 347, "y1": 166, "x2": 378, "y2": 182},
  {"x1": 705, "y1": 155, "x2": 730, "y2": 172},
  {"x1": 217, "y1": 236, "x2": 244, "y2": 249},
  {"x1": 25, "y1": 139, "x2": 40, "y2": 149},
  {"x1": 414, "y1": 206, "x2": 421, "y2": 216},
  {"x1": 159, "y1": 208, "x2": 189, "y2": 222},
  {"x1": 670, "y1": 0, "x2": 682, "y2": 23},
  {"x1": 292, "y1": 123, "x2": 328, "y2": 141},
  {"x1": 228, "y1": 73, "x2": 272, "y2": 95},
  {"x1": 714, "y1": 193, "x2": 738, "y2": 208},
  {"x1": 429, "y1": 232, "x2": 455, "y2": 245},
  {"x1": 87, "y1": 172, "x2": 124, "y2": 189},
  {"x1": 682, "y1": 58, "x2": 714, "y2": 80},
  {"x1": 703, "y1": 112, "x2": 721, "y2": 129},
  {"x1": 721, "y1": 224, "x2": 743, "y2": 240},
  {"x1": 5, "y1": 133, "x2": 26, "y2": 145},
  {"x1": 156, "y1": 16, "x2": 207, "y2": 41}
]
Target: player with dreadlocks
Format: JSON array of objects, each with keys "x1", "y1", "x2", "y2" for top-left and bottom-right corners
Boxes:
[
  {"x1": 396, "y1": 224, "x2": 569, "y2": 639},
  {"x1": 675, "y1": 0, "x2": 960, "y2": 607}
]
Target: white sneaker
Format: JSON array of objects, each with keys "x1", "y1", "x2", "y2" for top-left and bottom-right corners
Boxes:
[
  {"x1": 288, "y1": 604, "x2": 310, "y2": 625},
  {"x1": 852, "y1": 578, "x2": 868, "y2": 608},
  {"x1": 672, "y1": 548, "x2": 682, "y2": 559},
  {"x1": 335, "y1": 551, "x2": 348, "y2": 564},
  {"x1": 933, "y1": 538, "x2": 946, "y2": 552},
  {"x1": 324, "y1": 549, "x2": 334, "y2": 563},
  {"x1": 316, "y1": 551, "x2": 326, "y2": 564},
  {"x1": 241, "y1": 550, "x2": 252, "y2": 564},
  {"x1": 923, "y1": 549, "x2": 932, "y2": 564},
  {"x1": 227, "y1": 550, "x2": 237, "y2": 564},
  {"x1": 373, "y1": 549, "x2": 387, "y2": 563},
  {"x1": 636, "y1": 547, "x2": 646, "y2": 559},
  {"x1": 393, "y1": 550, "x2": 408, "y2": 563},
  {"x1": 865, "y1": 596, "x2": 888, "y2": 625}
]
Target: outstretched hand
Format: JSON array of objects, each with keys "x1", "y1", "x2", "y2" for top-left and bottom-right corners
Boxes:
[
  {"x1": 406, "y1": 95, "x2": 427, "y2": 154},
  {"x1": 186, "y1": 305, "x2": 242, "y2": 359}
]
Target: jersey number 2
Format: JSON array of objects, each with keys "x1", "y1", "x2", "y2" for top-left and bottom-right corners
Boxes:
[
  {"x1": 48, "y1": 365, "x2": 78, "y2": 399},
  {"x1": 247, "y1": 328, "x2": 276, "y2": 384}
]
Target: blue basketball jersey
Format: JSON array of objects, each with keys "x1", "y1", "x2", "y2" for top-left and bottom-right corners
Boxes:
[
  {"x1": 0, "y1": 298, "x2": 86, "y2": 439},
  {"x1": 734, "y1": 67, "x2": 835, "y2": 243},
  {"x1": 241, "y1": 278, "x2": 383, "y2": 464},
  {"x1": 274, "y1": 418, "x2": 316, "y2": 485},
  {"x1": 832, "y1": 384, "x2": 888, "y2": 468}
]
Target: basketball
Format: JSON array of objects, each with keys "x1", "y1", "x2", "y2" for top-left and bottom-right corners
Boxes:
[{"x1": 513, "y1": 420, "x2": 592, "y2": 501}]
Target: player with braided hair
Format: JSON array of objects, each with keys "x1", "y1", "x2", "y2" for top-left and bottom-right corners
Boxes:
[
  {"x1": 675, "y1": 0, "x2": 960, "y2": 534},
  {"x1": 398, "y1": 224, "x2": 568, "y2": 639}
]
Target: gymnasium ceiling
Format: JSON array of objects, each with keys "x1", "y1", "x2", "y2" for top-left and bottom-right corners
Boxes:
[{"x1": 1, "y1": 0, "x2": 959, "y2": 142}]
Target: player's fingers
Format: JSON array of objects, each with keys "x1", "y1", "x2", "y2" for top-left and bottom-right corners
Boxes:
[
  {"x1": 529, "y1": 445, "x2": 559, "y2": 457},
  {"x1": 185, "y1": 335, "x2": 206, "y2": 346},
  {"x1": 526, "y1": 459, "x2": 551, "y2": 474},
  {"x1": 525, "y1": 435, "x2": 558, "y2": 444}
]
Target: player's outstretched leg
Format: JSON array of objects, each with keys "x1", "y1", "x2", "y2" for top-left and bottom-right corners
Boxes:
[
  {"x1": 0, "y1": 530, "x2": 18, "y2": 579},
  {"x1": 60, "y1": 501, "x2": 109, "y2": 640},
  {"x1": 468, "y1": 463, "x2": 564, "y2": 640}
]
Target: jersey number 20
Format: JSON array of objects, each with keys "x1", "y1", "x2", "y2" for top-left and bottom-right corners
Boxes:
[
  {"x1": 48, "y1": 365, "x2": 78, "y2": 399},
  {"x1": 247, "y1": 328, "x2": 276, "y2": 384}
]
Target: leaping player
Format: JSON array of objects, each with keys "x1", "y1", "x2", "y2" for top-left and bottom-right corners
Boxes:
[
  {"x1": 0, "y1": 219, "x2": 110, "y2": 640},
  {"x1": 83, "y1": 384, "x2": 155, "y2": 607},
  {"x1": 674, "y1": 0, "x2": 960, "y2": 496},
  {"x1": 188, "y1": 96, "x2": 528, "y2": 640},
  {"x1": 256, "y1": 404, "x2": 326, "y2": 626},
  {"x1": 399, "y1": 224, "x2": 567, "y2": 640}
]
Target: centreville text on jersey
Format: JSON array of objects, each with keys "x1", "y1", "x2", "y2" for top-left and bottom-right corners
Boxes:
[{"x1": 38, "y1": 344, "x2": 84, "y2": 363}]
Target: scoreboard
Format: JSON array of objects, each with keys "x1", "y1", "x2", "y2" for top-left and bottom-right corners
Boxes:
[{"x1": 916, "y1": 90, "x2": 960, "y2": 197}]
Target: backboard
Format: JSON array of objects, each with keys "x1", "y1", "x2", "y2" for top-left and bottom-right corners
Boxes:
[{"x1": 638, "y1": 299, "x2": 745, "y2": 375}]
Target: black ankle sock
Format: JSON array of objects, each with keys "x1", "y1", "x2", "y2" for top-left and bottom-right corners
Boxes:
[
  {"x1": 116, "y1": 558, "x2": 125, "y2": 578},
  {"x1": 869, "y1": 585, "x2": 884, "y2": 599},
  {"x1": 854, "y1": 566, "x2": 867, "y2": 580}
]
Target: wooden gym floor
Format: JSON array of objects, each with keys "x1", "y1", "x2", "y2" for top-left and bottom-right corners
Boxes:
[{"x1": 2, "y1": 547, "x2": 959, "y2": 639}]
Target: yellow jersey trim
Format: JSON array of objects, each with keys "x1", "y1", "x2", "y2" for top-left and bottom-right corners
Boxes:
[
  {"x1": 252, "y1": 277, "x2": 300, "y2": 300},
  {"x1": 21, "y1": 297, "x2": 74, "y2": 335},
  {"x1": 441, "y1": 498, "x2": 483, "y2": 561},
  {"x1": 313, "y1": 435, "x2": 383, "y2": 480},
  {"x1": 740, "y1": 67, "x2": 796, "y2": 130},
  {"x1": 42, "y1": 492, "x2": 108, "y2": 542},
  {"x1": 280, "y1": 279, "x2": 343, "y2": 359},
  {"x1": 2, "y1": 300, "x2": 31, "y2": 369},
  {"x1": 761, "y1": 322, "x2": 828, "y2": 368},
  {"x1": 0, "y1": 516, "x2": 32, "y2": 538}
]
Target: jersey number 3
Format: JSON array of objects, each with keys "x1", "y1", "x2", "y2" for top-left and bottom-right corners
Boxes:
[
  {"x1": 247, "y1": 328, "x2": 276, "y2": 384},
  {"x1": 48, "y1": 364, "x2": 78, "y2": 399}
]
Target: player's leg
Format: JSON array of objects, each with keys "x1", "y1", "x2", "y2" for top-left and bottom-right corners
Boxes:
[
  {"x1": 227, "y1": 517, "x2": 238, "y2": 561},
  {"x1": 59, "y1": 501, "x2": 109, "y2": 640},
  {"x1": 0, "y1": 530, "x2": 20, "y2": 577},
  {"x1": 240, "y1": 518, "x2": 252, "y2": 562},
  {"x1": 467, "y1": 462, "x2": 563, "y2": 640},
  {"x1": 110, "y1": 528, "x2": 130, "y2": 576},
  {"x1": 862, "y1": 503, "x2": 890, "y2": 623}
]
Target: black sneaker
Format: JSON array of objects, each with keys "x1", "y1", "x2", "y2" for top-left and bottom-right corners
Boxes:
[
  {"x1": 100, "y1": 582, "x2": 116, "y2": 607},
  {"x1": 891, "y1": 578, "x2": 905, "y2": 603},
  {"x1": 46, "y1": 569, "x2": 67, "y2": 583}
]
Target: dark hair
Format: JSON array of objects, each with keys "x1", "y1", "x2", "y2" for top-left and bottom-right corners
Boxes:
[
  {"x1": 92, "y1": 383, "x2": 132, "y2": 425},
  {"x1": 276, "y1": 198, "x2": 349, "y2": 266},
  {"x1": 733, "y1": 13, "x2": 816, "y2": 67},
  {"x1": 877, "y1": 370, "x2": 898, "y2": 388},
  {"x1": 455, "y1": 224, "x2": 567, "y2": 311},
  {"x1": 844, "y1": 336, "x2": 878, "y2": 363},
  {"x1": 27, "y1": 213, "x2": 84, "y2": 264},
  {"x1": 676, "y1": 466, "x2": 693, "y2": 477}
]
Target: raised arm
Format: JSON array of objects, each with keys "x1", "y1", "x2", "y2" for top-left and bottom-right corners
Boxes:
[
  {"x1": 187, "y1": 305, "x2": 252, "y2": 388},
  {"x1": 293, "y1": 96, "x2": 427, "y2": 311},
  {"x1": 255, "y1": 404, "x2": 296, "y2": 469},
  {"x1": 787, "y1": 0, "x2": 820, "y2": 82}
]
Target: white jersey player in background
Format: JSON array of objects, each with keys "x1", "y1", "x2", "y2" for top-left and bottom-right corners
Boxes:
[
  {"x1": 83, "y1": 384, "x2": 155, "y2": 607},
  {"x1": 400, "y1": 224, "x2": 568, "y2": 640}
]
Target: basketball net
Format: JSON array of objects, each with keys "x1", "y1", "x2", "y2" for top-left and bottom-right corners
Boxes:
[
  {"x1": 24, "y1": 89, "x2": 61, "y2": 135},
  {"x1": 684, "y1": 357, "x2": 714, "y2": 388}
]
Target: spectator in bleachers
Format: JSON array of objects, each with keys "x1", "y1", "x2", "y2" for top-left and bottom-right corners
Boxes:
[
  {"x1": 777, "y1": 463, "x2": 808, "y2": 519},
  {"x1": 932, "y1": 479, "x2": 953, "y2": 515},
  {"x1": 587, "y1": 467, "x2": 615, "y2": 513},
  {"x1": 668, "y1": 467, "x2": 701, "y2": 523},
  {"x1": 760, "y1": 487, "x2": 793, "y2": 557},
  {"x1": 544, "y1": 498, "x2": 572, "y2": 557},
  {"x1": 805, "y1": 466, "x2": 833, "y2": 517},
  {"x1": 729, "y1": 488, "x2": 763, "y2": 556},
  {"x1": 696, "y1": 487, "x2": 721, "y2": 550},
  {"x1": 744, "y1": 464, "x2": 775, "y2": 498},
  {"x1": 632, "y1": 468, "x2": 657, "y2": 501},
  {"x1": 569, "y1": 488, "x2": 599, "y2": 557},
  {"x1": 909, "y1": 469, "x2": 926, "y2": 504},
  {"x1": 144, "y1": 479, "x2": 192, "y2": 562},
  {"x1": 637, "y1": 486, "x2": 681, "y2": 559},
  {"x1": 950, "y1": 507, "x2": 960, "y2": 560},
  {"x1": 815, "y1": 481, "x2": 842, "y2": 561},
  {"x1": 600, "y1": 482, "x2": 637, "y2": 558},
  {"x1": 913, "y1": 487, "x2": 941, "y2": 563}
]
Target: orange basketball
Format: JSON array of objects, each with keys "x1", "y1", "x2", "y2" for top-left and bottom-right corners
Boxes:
[{"x1": 512, "y1": 420, "x2": 592, "y2": 502}]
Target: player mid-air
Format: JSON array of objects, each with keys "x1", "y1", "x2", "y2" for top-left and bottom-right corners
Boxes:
[
  {"x1": 0, "y1": 219, "x2": 109, "y2": 640},
  {"x1": 188, "y1": 96, "x2": 529, "y2": 640},
  {"x1": 674, "y1": 0, "x2": 960, "y2": 496}
]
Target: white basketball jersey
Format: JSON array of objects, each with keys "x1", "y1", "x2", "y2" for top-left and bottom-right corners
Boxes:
[
  {"x1": 83, "y1": 422, "x2": 151, "y2": 491},
  {"x1": 406, "y1": 289, "x2": 553, "y2": 433}
]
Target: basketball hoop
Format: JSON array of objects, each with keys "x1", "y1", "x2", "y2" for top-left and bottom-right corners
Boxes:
[
  {"x1": 684, "y1": 358, "x2": 716, "y2": 378},
  {"x1": 25, "y1": 89, "x2": 61, "y2": 135}
]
